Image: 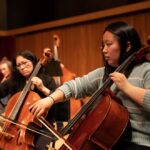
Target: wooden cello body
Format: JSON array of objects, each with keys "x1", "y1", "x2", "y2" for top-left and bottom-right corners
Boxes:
[
  {"x1": 58, "y1": 46, "x2": 150, "y2": 150},
  {"x1": 52, "y1": 34, "x2": 82, "y2": 118},
  {"x1": 60, "y1": 64, "x2": 82, "y2": 118},
  {"x1": 0, "y1": 91, "x2": 41, "y2": 150},
  {"x1": 60, "y1": 94, "x2": 128, "y2": 150},
  {"x1": 0, "y1": 50, "x2": 51, "y2": 150}
]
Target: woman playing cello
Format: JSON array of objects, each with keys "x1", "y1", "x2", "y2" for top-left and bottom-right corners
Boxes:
[
  {"x1": 30, "y1": 21, "x2": 150, "y2": 150},
  {"x1": 0, "y1": 50, "x2": 63, "y2": 150}
]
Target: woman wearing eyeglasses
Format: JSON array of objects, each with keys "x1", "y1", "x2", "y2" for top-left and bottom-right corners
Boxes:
[
  {"x1": 30, "y1": 22, "x2": 150, "y2": 150},
  {"x1": 0, "y1": 50, "x2": 65, "y2": 150}
]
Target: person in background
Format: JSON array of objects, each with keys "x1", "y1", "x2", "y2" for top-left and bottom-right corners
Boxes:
[
  {"x1": 0, "y1": 50, "x2": 65, "y2": 150},
  {"x1": 0, "y1": 57, "x2": 12, "y2": 114},
  {"x1": 30, "y1": 21, "x2": 150, "y2": 150}
]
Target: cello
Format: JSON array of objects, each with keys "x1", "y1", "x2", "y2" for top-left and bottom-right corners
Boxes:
[
  {"x1": 52, "y1": 34, "x2": 82, "y2": 118},
  {"x1": 0, "y1": 49, "x2": 52, "y2": 150},
  {"x1": 59, "y1": 46, "x2": 150, "y2": 150},
  {"x1": 46, "y1": 46, "x2": 150, "y2": 150}
]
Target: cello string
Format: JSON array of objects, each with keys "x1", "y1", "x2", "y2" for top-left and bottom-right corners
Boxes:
[
  {"x1": 0, "y1": 63, "x2": 42, "y2": 135},
  {"x1": 9, "y1": 62, "x2": 41, "y2": 120},
  {"x1": 60, "y1": 46, "x2": 150, "y2": 137},
  {"x1": 38, "y1": 116, "x2": 73, "y2": 150},
  {"x1": 0, "y1": 115, "x2": 54, "y2": 140},
  {"x1": 59, "y1": 52, "x2": 136, "y2": 136},
  {"x1": 0, "y1": 49, "x2": 53, "y2": 149}
]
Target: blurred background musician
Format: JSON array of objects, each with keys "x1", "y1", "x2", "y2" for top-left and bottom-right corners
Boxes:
[
  {"x1": 44, "y1": 34, "x2": 83, "y2": 120},
  {"x1": 0, "y1": 50, "x2": 62, "y2": 150},
  {"x1": 0, "y1": 57, "x2": 12, "y2": 114}
]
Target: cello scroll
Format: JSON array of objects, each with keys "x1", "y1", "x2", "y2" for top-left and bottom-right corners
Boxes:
[{"x1": 0, "y1": 49, "x2": 54, "y2": 150}]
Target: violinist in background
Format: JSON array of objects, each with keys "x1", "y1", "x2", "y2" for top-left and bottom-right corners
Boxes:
[
  {"x1": 30, "y1": 21, "x2": 150, "y2": 150},
  {"x1": 0, "y1": 57, "x2": 12, "y2": 114},
  {"x1": 0, "y1": 50, "x2": 63, "y2": 150}
]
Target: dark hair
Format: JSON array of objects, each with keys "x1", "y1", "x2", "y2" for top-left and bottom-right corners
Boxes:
[
  {"x1": 102, "y1": 21, "x2": 142, "y2": 81},
  {"x1": 13, "y1": 50, "x2": 38, "y2": 67},
  {"x1": 11, "y1": 50, "x2": 38, "y2": 81}
]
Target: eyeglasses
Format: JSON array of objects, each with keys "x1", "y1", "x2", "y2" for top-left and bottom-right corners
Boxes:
[{"x1": 16, "y1": 61, "x2": 31, "y2": 69}]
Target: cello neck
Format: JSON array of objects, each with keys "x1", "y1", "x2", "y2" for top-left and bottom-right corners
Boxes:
[
  {"x1": 54, "y1": 45, "x2": 59, "y2": 61},
  {"x1": 9, "y1": 50, "x2": 51, "y2": 120},
  {"x1": 9, "y1": 61, "x2": 42, "y2": 120},
  {"x1": 53, "y1": 34, "x2": 60, "y2": 61},
  {"x1": 53, "y1": 34, "x2": 62, "y2": 86},
  {"x1": 60, "y1": 46, "x2": 150, "y2": 136}
]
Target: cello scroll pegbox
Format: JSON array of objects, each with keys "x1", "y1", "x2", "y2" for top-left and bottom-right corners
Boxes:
[
  {"x1": 41, "y1": 48, "x2": 54, "y2": 66},
  {"x1": 141, "y1": 46, "x2": 150, "y2": 62},
  {"x1": 135, "y1": 46, "x2": 150, "y2": 62},
  {"x1": 53, "y1": 34, "x2": 60, "y2": 48},
  {"x1": 53, "y1": 34, "x2": 60, "y2": 61}
]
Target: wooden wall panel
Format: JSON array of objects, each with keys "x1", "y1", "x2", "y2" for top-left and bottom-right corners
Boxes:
[
  {"x1": 14, "y1": 10, "x2": 150, "y2": 77},
  {"x1": 0, "y1": 37, "x2": 16, "y2": 59}
]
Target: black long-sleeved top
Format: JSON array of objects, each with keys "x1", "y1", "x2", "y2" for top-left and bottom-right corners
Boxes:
[{"x1": 0, "y1": 73, "x2": 69, "y2": 122}]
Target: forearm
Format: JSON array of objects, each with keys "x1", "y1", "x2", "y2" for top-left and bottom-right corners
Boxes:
[
  {"x1": 40, "y1": 86, "x2": 51, "y2": 96},
  {"x1": 48, "y1": 89, "x2": 65, "y2": 104},
  {"x1": 29, "y1": 89, "x2": 66, "y2": 117}
]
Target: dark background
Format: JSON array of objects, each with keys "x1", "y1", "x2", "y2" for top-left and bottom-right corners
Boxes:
[{"x1": 0, "y1": 0, "x2": 142, "y2": 30}]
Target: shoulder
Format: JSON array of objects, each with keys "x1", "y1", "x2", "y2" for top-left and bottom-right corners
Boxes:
[
  {"x1": 80, "y1": 67, "x2": 104, "y2": 85},
  {"x1": 87, "y1": 67, "x2": 105, "y2": 77},
  {"x1": 131, "y1": 62, "x2": 150, "y2": 78},
  {"x1": 134, "y1": 62, "x2": 150, "y2": 71}
]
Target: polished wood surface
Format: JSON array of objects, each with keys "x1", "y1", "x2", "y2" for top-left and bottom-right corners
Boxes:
[
  {"x1": 0, "y1": 1, "x2": 149, "y2": 36},
  {"x1": 0, "y1": 1, "x2": 149, "y2": 77}
]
